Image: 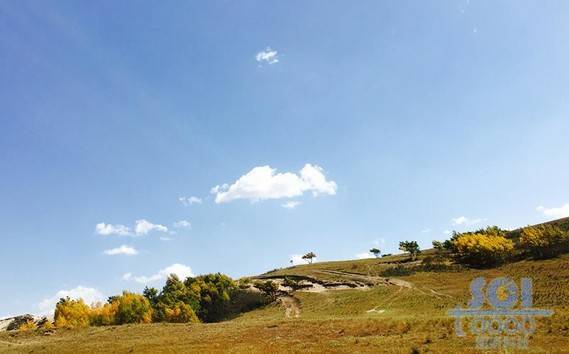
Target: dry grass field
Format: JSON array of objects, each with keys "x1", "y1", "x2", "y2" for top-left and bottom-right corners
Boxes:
[{"x1": 1, "y1": 251, "x2": 569, "y2": 353}]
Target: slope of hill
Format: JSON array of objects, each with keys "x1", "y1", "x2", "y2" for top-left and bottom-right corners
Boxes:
[{"x1": 1, "y1": 250, "x2": 569, "y2": 353}]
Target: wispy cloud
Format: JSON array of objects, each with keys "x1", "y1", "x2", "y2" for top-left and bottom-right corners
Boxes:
[
  {"x1": 173, "y1": 220, "x2": 192, "y2": 229},
  {"x1": 282, "y1": 201, "x2": 302, "y2": 209},
  {"x1": 211, "y1": 164, "x2": 337, "y2": 204},
  {"x1": 123, "y1": 263, "x2": 194, "y2": 284},
  {"x1": 537, "y1": 204, "x2": 569, "y2": 219},
  {"x1": 103, "y1": 245, "x2": 138, "y2": 256},
  {"x1": 95, "y1": 223, "x2": 131, "y2": 236},
  {"x1": 452, "y1": 216, "x2": 483, "y2": 226},
  {"x1": 179, "y1": 196, "x2": 202, "y2": 206},
  {"x1": 255, "y1": 47, "x2": 279, "y2": 64}
]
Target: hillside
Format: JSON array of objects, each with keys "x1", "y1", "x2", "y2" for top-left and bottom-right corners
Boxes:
[{"x1": 2, "y1": 249, "x2": 569, "y2": 353}]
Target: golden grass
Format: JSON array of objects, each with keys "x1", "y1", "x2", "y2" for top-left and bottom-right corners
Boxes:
[{"x1": 2, "y1": 253, "x2": 569, "y2": 353}]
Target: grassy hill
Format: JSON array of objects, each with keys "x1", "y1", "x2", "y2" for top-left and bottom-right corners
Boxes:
[{"x1": 2, "y1": 249, "x2": 569, "y2": 353}]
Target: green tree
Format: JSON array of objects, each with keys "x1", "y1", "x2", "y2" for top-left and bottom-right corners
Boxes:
[
  {"x1": 184, "y1": 273, "x2": 237, "y2": 323},
  {"x1": 399, "y1": 241, "x2": 421, "y2": 261},
  {"x1": 302, "y1": 252, "x2": 316, "y2": 264},
  {"x1": 369, "y1": 248, "x2": 381, "y2": 258}
]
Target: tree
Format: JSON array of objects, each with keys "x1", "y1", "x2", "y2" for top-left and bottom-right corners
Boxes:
[
  {"x1": 184, "y1": 273, "x2": 237, "y2": 323},
  {"x1": 112, "y1": 291, "x2": 153, "y2": 324},
  {"x1": 453, "y1": 233, "x2": 514, "y2": 267},
  {"x1": 143, "y1": 287, "x2": 159, "y2": 307},
  {"x1": 369, "y1": 248, "x2": 381, "y2": 258},
  {"x1": 432, "y1": 240, "x2": 443, "y2": 251},
  {"x1": 54, "y1": 297, "x2": 91, "y2": 328},
  {"x1": 399, "y1": 241, "x2": 421, "y2": 261},
  {"x1": 520, "y1": 224, "x2": 569, "y2": 259},
  {"x1": 302, "y1": 252, "x2": 316, "y2": 264}
]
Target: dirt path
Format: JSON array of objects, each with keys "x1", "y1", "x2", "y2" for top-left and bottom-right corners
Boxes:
[{"x1": 278, "y1": 295, "x2": 301, "y2": 318}]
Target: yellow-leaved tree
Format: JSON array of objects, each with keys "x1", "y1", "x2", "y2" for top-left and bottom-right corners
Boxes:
[
  {"x1": 54, "y1": 298, "x2": 91, "y2": 328},
  {"x1": 453, "y1": 233, "x2": 514, "y2": 267}
]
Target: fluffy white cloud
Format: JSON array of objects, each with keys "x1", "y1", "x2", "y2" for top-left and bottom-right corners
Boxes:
[
  {"x1": 173, "y1": 220, "x2": 192, "y2": 229},
  {"x1": 282, "y1": 201, "x2": 302, "y2": 209},
  {"x1": 211, "y1": 164, "x2": 337, "y2": 204},
  {"x1": 179, "y1": 196, "x2": 202, "y2": 206},
  {"x1": 452, "y1": 216, "x2": 483, "y2": 226},
  {"x1": 38, "y1": 286, "x2": 105, "y2": 314},
  {"x1": 103, "y1": 245, "x2": 138, "y2": 256},
  {"x1": 355, "y1": 252, "x2": 373, "y2": 259},
  {"x1": 135, "y1": 219, "x2": 168, "y2": 236},
  {"x1": 123, "y1": 263, "x2": 194, "y2": 284},
  {"x1": 289, "y1": 254, "x2": 306, "y2": 265},
  {"x1": 95, "y1": 223, "x2": 131, "y2": 236},
  {"x1": 255, "y1": 47, "x2": 279, "y2": 64},
  {"x1": 537, "y1": 204, "x2": 569, "y2": 219}
]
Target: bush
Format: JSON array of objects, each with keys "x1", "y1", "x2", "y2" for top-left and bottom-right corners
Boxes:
[
  {"x1": 520, "y1": 224, "x2": 569, "y2": 259},
  {"x1": 113, "y1": 291, "x2": 153, "y2": 325},
  {"x1": 54, "y1": 298, "x2": 91, "y2": 328},
  {"x1": 18, "y1": 320, "x2": 37, "y2": 332},
  {"x1": 453, "y1": 233, "x2": 514, "y2": 267}
]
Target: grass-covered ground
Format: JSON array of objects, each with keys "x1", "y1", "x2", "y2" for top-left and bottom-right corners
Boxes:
[{"x1": 2, "y1": 253, "x2": 569, "y2": 353}]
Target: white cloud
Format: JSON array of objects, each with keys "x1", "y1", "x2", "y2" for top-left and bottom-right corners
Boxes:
[
  {"x1": 135, "y1": 219, "x2": 168, "y2": 236},
  {"x1": 255, "y1": 47, "x2": 279, "y2": 64},
  {"x1": 289, "y1": 254, "x2": 307, "y2": 265},
  {"x1": 95, "y1": 223, "x2": 131, "y2": 236},
  {"x1": 421, "y1": 228, "x2": 431, "y2": 233},
  {"x1": 38, "y1": 286, "x2": 105, "y2": 315},
  {"x1": 443, "y1": 230, "x2": 452, "y2": 236},
  {"x1": 123, "y1": 263, "x2": 194, "y2": 284},
  {"x1": 452, "y1": 216, "x2": 483, "y2": 226},
  {"x1": 355, "y1": 252, "x2": 373, "y2": 259},
  {"x1": 179, "y1": 196, "x2": 202, "y2": 206},
  {"x1": 282, "y1": 201, "x2": 302, "y2": 209},
  {"x1": 103, "y1": 245, "x2": 138, "y2": 256},
  {"x1": 160, "y1": 237, "x2": 173, "y2": 241},
  {"x1": 537, "y1": 204, "x2": 569, "y2": 219},
  {"x1": 173, "y1": 220, "x2": 192, "y2": 229},
  {"x1": 211, "y1": 164, "x2": 337, "y2": 204}
]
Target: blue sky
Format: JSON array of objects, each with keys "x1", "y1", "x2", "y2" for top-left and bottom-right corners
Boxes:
[{"x1": 1, "y1": 0, "x2": 569, "y2": 317}]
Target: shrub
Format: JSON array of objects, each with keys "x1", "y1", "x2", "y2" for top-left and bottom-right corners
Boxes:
[
  {"x1": 520, "y1": 224, "x2": 569, "y2": 259},
  {"x1": 255, "y1": 280, "x2": 280, "y2": 301},
  {"x1": 18, "y1": 320, "x2": 37, "y2": 332},
  {"x1": 54, "y1": 298, "x2": 91, "y2": 328},
  {"x1": 453, "y1": 233, "x2": 514, "y2": 267},
  {"x1": 113, "y1": 291, "x2": 153, "y2": 325}
]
